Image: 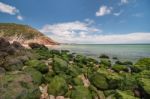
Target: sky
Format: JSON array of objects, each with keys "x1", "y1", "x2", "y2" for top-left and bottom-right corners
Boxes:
[{"x1": 0, "y1": 0, "x2": 150, "y2": 44}]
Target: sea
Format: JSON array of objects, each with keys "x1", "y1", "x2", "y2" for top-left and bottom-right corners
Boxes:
[{"x1": 49, "y1": 44, "x2": 150, "y2": 62}]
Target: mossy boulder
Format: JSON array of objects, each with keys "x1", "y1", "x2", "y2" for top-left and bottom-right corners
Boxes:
[
  {"x1": 52, "y1": 57, "x2": 68, "y2": 74},
  {"x1": 2, "y1": 56, "x2": 24, "y2": 71},
  {"x1": 23, "y1": 67, "x2": 43, "y2": 84},
  {"x1": 138, "y1": 78, "x2": 150, "y2": 98},
  {"x1": 115, "y1": 60, "x2": 133, "y2": 65},
  {"x1": 132, "y1": 58, "x2": 150, "y2": 72},
  {"x1": 112, "y1": 64, "x2": 128, "y2": 72},
  {"x1": 74, "y1": 54, "x2": 87, "y2": 65},
  {"x1": 0, "y1": 72, "x2": 41, "y2": 99},
  {"x1": 25, "y1": 59, "x2": 49, "y2": 74},
  {"x1": 99, "y1": 54, "x2": 109, "y2": 59},
  {"x1": 72, "y1": 76, "x2": 84, "y2": 86},
  {"x1": 114, "y1": 90, "x2": 138, "y2": 99},
  {"x1": 66, "y1": 65, "x2": 81, "y2": 77},
  {"x1": 48, "y1": 76, "x2": 68, "y2": 96},
  {"x1": 100, "y1": 59, "x2": 111, "y2": 68},
  {"x1": 71, "y1": 86, "x2": 92, "y2": 99},
  {"x1": 90, "y1": 72, "x2": 109, "y2": 90},
  {"x1": 138, "y1": 70, "x2": 150, "y2": 79},
  {"x1": 43, "y1": 71, "x2": 55, "y2": 83},
  {"x1": 98, "y1": 68, "x2": 122, "y2": 89}
]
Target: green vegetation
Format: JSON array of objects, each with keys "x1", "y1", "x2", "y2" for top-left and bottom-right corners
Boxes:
[{"x1": 0, "y1": 23, "x2": 43, "y2": 39}]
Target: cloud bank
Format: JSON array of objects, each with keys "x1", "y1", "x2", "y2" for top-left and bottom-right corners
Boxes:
[
  {"x1": 40, "y1": 21, "x2": 150, "y2": 44},
  {"x1": 0, "y1": 2, "x2": 23, "y2": 20}
]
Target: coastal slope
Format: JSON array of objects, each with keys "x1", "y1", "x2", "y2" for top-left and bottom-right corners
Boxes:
[{"x1": 0, "y1": 23, "x2": 58, "y2": 45}]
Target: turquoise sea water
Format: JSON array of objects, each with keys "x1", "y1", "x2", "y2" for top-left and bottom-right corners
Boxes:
[{"x1": 50, "y1": 44, "x2": 150, "y2": 62}]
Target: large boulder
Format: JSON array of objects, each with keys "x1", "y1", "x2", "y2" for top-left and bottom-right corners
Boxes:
[
  {"x1": 0, "y1": 71, "x2": 41, "y2": 99},
  {"x1": 71, "y1": 86, "x2": 92, "y2": 99},
  {"x1": 52, "y1": 57, "x2": 68, "y2": 74},
  {"x1": 25, "y1": 59, "x2": 49, "y2": 74},
  {"x1": 48, "y1": 76, "x2": 68, "y2": 96},
  {"x1": 0, "y1": 37, "x2": 10, "y2": 50},
  {"x1": 89, "y1": 72, "x2": 109, "y2": 90},
  {"x1": 23, "y1": 67, "x2": 43, "y2": 84},
  {"x1": 28, "y1": 42, "x2": 48, "y2": 50},
  {"x1": 132, "y1": 58, "x2": 150, "y2": 72},
  {"x1": 138, "y1": 78, "x2": 150, "y2": 98},
  {"x1": 114, "y1": 90, "x2": 138, "y2": 99},
  {"x1": 12, "y1": 41, "x2": 24, "y2": 49},
  {"x1": 112, "y1": 64, "x2": 128, "y2": 72},
  {"x1": 100, "y1": 59, "x2": 111, "y2": 68}
]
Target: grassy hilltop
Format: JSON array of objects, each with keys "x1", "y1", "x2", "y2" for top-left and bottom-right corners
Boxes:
[{"x1": 0, "y1": 23, "x2": 58, "y2": 45}]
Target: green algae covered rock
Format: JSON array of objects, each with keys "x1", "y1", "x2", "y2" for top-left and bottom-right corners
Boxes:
[
  {"x1": 0, "y1": 72, "x2": 40, "y2": 99},
  {"x1": 112, "y1": 64, "x2": 128, "y2": 72},
  {"x1": 72, "y1": 76, "x2": 84, "y2": 86},
  {"x1": 67, "y1": 64, "x2": 81, "y2": 77},
  {"x1": 71, "y1": 86, "x2": 92, "y2": 99},
  {"x1": 138, "y1": 78, "x2": 150, "y2": 97},
  {"x1": 90, "y1": 72, "x2": 109, "y2": 90},
  {"x1": 23, "y1": 67, "x2": 43, "y2": 84},
  {"x1": 100, "y1": 59, "x2": 111, "y2": 68},
  {"x1": 98, "y1": 68, "x2": 122, "y2": 89},
  {"x1": 25, "y1": 59, "x2": 49, "y2": 74},
  {"x1": 48, "y1": 76, "x2": 68, "y2": 96},
  {"x1": 114, "y1": 90, "x2": 139, "y2": 99},
  {"x1": 99, "y1": 54, "x2": 109, "y2": 59},
  {"x1": 53, "y1": 57, "x2": 68, "y2": 74},
  {"x1": 133, "y1": 58, "x2": 150, "y2": 72}
]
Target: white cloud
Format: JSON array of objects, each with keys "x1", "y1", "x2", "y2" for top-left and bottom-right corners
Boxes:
[
  {"x1": 113, "y1": 11, "x2": 123, "y2": 16},
  {"x1": 121, "y1": 0, "x2": 128, "y2": 4},
  {"x1": 0, "y1": 2, "x2": 19, "y2": 15},
  {"x1": 40, "y1": 21, "x2": 101, "y2": 38},
  {"x1": 96, "y1": 5, "x2": 112, "y2": 16},
  {"x1": 17, "y1": 15, "x2": 23, "y2": 20},
  {"x1": 0, "y1": 2, "x2": 23, "y2": 20},
  {"x1": 40, "y1": 21, "x2": 150, "y2": 44}
]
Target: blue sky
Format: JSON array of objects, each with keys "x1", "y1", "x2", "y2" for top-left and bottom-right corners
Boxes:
[{"x1": 0, "y1": 0, "x2": 150, "y2": 44}]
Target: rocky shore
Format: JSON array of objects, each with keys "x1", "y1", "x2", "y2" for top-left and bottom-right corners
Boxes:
[{"x1": 0, "y1": 37, "x2": 150, "y2": 99}]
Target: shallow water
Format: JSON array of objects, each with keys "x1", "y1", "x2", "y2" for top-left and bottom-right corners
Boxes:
[{"x1": 49, "y1": 44, "x2": 150, "y2": 62}]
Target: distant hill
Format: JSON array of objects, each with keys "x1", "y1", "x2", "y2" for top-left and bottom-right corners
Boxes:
[{"x1": 0, "y1": 23, "x2": 58, "y2": 45}]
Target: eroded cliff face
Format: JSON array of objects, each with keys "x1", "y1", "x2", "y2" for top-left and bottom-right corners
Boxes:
[{"x1": 0, "y1": 23, "x2": 59, "y2": 45}]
